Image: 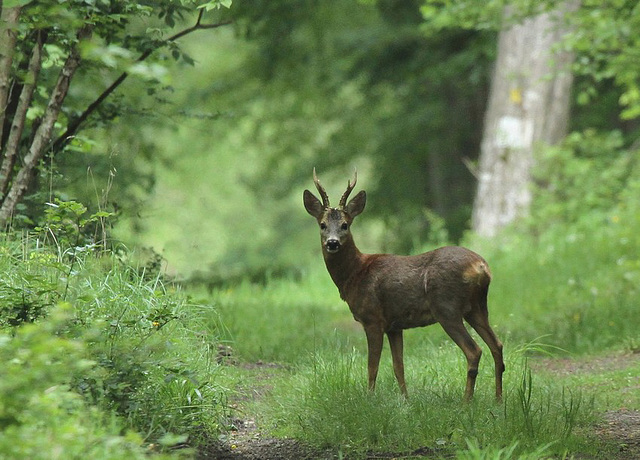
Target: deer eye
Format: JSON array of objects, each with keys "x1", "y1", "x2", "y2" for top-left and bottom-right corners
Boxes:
[
  {"x1": 341, "y1": 223, "x2": 348, "y2": 230},
  {"x1": 320, "y1": 222, "x2": 327, "y2": 230}
]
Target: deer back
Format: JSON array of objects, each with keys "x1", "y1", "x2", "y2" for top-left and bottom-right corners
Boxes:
[
  {"x1": 304, "y1": 170, "x2": 490, "y2": 332},
  {"x1": 327, "y1": 246, "x2": 490, "y2": 332}
]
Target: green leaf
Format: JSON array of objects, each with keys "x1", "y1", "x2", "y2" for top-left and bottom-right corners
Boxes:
[{"x1": 198, "y1": 0, "x2": 232, "y2": 11}]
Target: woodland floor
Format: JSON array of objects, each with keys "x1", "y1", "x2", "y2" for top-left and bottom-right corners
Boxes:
[{"x1": 197, "y1": 353, "x2": 640, "y2": 460}]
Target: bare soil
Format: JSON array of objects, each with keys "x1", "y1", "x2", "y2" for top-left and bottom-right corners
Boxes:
[
  {"x1": 196, "y1": 416, "x2": 336, "y2": 460},
  {"x1": 196, "y1": 360, "x2": 336, "y2": 460},
  {"x1": 197, "y1": 352, "x2": 640, "y2": 460},
  {"x1": 595, "y1": 409, "x2": 640, "y2": 459}
]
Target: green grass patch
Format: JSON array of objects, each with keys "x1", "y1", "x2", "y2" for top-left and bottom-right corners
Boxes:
[
  {"x1": 530, "y1": 352, "x2": 640, "y2": 411},
  {"x1": 198, "y1": 267, "x2": 363, "y2": 363},
  {"x1": 0, "y1": 305, "x2": 177, "y2": 460},
  {"x1": 480, "y1": 216, "x2": 640, "y2": 355},
  {"x1": 245, "y1": 342, "x2": 605, "y2": 459},
  {"x1": 205, "y1": 242, "x2": 640, "y2": 458}
]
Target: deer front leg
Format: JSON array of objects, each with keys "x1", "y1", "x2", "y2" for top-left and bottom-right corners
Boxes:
[
  {"x1": 364, "y1": 325, "x2": 384, "y2": 392},
  {"x1": 387, "y1": 329, "x2": 408, "y2": 397}
]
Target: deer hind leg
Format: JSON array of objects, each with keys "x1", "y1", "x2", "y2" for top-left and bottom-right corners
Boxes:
[
  {"x1": 465, "y1": 310, "x2": 505, "y2": 402},
  {"x1": 439, "y1": 318, "x2": 483, "y2": 401},
  {"x1": 364, "y1": 325, "x2": 384, "y2": 392},
  {"x1": 387, "y1": 329, "x2": 408, "y2": 397}
]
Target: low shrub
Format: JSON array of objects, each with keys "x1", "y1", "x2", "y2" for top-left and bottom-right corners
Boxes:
[
  {"x1": 0, "y1": 208, "x2": 228, "y2": 457},
  {"x1": 0, "y1": 304, "x2": 166, "y2": 459}
]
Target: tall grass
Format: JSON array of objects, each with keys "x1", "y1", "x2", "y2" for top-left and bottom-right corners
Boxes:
[
  {"x1": 0, "y1": 231, "x2": 228, "y2": 458},
  {"x1": 476, "y1": 207, "x2": 640, "y2": 354},
  {"x1": 65, "y1": 257, "x2": 227, "y2": 439},
  {"x1": 200, "y1": 200, "x2": 640, "y2": 458},
  {"x1": 204, "y1": 209, "x2": 640, "y2": 364},
  {"x1": 252, "y1": 340, "x2": 601, "y2": 458},
  {"x1": 477, "y1": 132, "x2": 640, "y2": 354},
  {"x1": 207, "y1": 191, "x2": 640, "y2": 370},
  {"x1": 204, "y1": 157, "x2": 640, "y2": 457},
  {"x1": 199, "y1": 267, "x2": 362, "y2": 362},
  {"x1": 0, "y1": 305, "x2": 176, "y2": 460}
]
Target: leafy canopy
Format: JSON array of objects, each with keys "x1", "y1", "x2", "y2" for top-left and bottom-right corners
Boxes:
[{"x1": 421, "y1": 0, "x2": 640, "y2": 121}]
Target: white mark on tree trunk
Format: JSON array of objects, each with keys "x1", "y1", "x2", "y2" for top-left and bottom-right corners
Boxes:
[{"x1": 495, "y1": 116, "x2": 534, "y2": 149}]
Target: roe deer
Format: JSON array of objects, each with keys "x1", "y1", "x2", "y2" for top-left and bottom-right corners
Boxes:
[{"x1": 303, "y1": 169, "x2": 504, "y2": 400}]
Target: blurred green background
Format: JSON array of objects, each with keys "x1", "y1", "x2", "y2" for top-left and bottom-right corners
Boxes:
[{"x1": 48, "y1": 0, "x2": 637, "y2": 287}]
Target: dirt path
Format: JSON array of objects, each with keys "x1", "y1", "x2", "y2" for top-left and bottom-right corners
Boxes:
[
  {"x1": 196, "y1": 416, "x2": 334, "y2": 460},
  {"x1": 197, "y1": 352, "x2": 640, "y2": 459},
  {"x1": 196, "y1": 361, "x2": 334, "y2": 460},
  {"x1": 596, "y1": 409, "x2": 640, "y2": 459}
]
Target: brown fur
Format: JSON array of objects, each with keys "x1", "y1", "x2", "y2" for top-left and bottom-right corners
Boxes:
[{"x1": 304, "y1": 172, "x2": 504, "y2": 400}]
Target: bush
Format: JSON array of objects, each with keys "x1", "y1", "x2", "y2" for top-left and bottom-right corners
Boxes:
[
  {"x1": 0, "y1": 305, "x2": 160, "y2": 459},
  {"x1": 0, "y1": 212, "x2": 228, "y2": 456},
  {"x1": 67, "y1": 259, "x2": 228, "y2": 439},
  {"x1": 258, "y1": 343, "x2": 597, "y2": 458}
]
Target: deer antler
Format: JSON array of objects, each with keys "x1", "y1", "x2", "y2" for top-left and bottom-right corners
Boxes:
[
  {"x1": 313, "y1": 167, "x2": 330, "y2": 208},
  {"x1": 339, "y1": 168, "x2": 357, "y2": 208}
]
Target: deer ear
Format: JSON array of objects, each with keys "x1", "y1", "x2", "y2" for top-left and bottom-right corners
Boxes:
[
  {"x1": 345, "y1": 190, "x2": 366, "y2": 218},
  {"x1": 304, "y1": 189, "x2": 324, "y2": 219}
]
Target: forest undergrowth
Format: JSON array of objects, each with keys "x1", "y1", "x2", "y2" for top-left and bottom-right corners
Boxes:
[
  {"x1": 202, "y1": 133, "x2": 640, "y2": 459},
  {"x1": 0, "y1": 202, "x2": 229, "y2": 459},
  {"x1": 2, "y1": 132, "x2": 640, "y2": 458},
  {"x1": 1, "y1": 214, "x2": 639, "y2": 459}
]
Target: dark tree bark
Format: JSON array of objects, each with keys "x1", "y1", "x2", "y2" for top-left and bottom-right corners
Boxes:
[
  {"x1": 0, "y1": 5, "x2": 22, "y2": 146},
  {"x1": 0, "y1": 31, "x2": 44, "y2": 197}
]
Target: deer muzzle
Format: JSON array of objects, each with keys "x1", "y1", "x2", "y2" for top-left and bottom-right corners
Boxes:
[{"x1": 325, "y1": 239, "x2": 341, "y2": 253}]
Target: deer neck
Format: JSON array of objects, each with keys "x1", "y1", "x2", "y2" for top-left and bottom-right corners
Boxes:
[{"x1": 322, "y1": 236, "x2": 364, "y2": 300}]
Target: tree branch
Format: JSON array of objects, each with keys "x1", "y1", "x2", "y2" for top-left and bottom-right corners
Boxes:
[{"x1": 51, "y1": 17, "x2": 232, "y2": 153}]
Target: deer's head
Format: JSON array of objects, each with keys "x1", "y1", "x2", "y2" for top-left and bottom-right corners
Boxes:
[{"x1": 304, "y1": 168, "x2": 366, "y2": 254}]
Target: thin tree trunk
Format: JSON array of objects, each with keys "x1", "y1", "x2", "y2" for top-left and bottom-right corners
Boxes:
[
  {"x1": 472, "y1": 2, "x2": 576, "y2": 237},
  {"x1": 0, "y1": 26, "x2": 91, "y2": 226},
  {"x1": 0, "y1": 31, "x2": 44, "y2": 196},
  {"x1": 0, "y1": 5, "x2": 22, "y2": 147}
]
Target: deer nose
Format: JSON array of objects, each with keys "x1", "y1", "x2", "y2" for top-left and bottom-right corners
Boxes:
[{"x1": 326, "y1": 239, "x2": 341, "y2": 252}]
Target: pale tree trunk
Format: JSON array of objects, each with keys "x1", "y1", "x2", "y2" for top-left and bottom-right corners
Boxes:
[{"x1": 472, "y1": 2, "x2": 577, "y2": 237}]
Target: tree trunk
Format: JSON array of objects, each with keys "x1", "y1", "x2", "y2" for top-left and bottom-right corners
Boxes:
[
  {"x1": 0, "y1": 5, "x2": 22, "y2": 146},
  {"x1": 472, "y1": 2, "x2": 576, "y2": 237},
  {"x1": 0, "y1": 31, "x2": 44, "y2": 197},
  {"x1": 0, "y1": 27, "x2": 90, "y2": 227}
]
